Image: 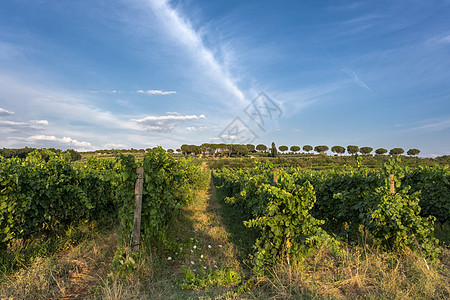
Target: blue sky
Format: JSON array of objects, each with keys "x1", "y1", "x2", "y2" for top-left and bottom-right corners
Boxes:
[{"x1": 0, "y1": 0, "x2": 449, "y2": 156}]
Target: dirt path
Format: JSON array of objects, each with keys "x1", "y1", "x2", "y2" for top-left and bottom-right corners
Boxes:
[{"x1": 142, "y1": 168, "x2": 249, "y2": 299}]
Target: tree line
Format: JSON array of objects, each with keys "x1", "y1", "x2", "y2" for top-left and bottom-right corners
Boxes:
[
  {"x1": 0, "y1": 147, "x2": 82, "y2": 161},
  {"x1": 177, "y1": 143, "x2": 421, "y2": 157}
]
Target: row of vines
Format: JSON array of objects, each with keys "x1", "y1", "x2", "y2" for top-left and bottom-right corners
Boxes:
[
  {"x1": 212, "y1": 158, "x2": 448, "y2": 269},
  {"x1": 0, "y1": 148, "x2": 207, "y2": 263}
]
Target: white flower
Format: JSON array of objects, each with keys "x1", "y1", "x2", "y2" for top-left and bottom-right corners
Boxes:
[
  {"x1": 200, "y1": 255, "x2": 204, "y2": 258},
  {"x1": 167, "y1": 257, "x2": 172, "y2": 260},
  {"x1": 204, "y1": 266, "x2": 207, "y2": 269},
  {"x1": 208, "y1": 245, "x2": 212, "y2": 248},
  {"x1": 191, "y1": 261, "x2": 195, "y2": 265},
  {"x1": 193, "y1": 245, "x2": 197, "y2": 249},
  {"x1": 218, "y1": 245, "x2": 222, "y2": 248}
]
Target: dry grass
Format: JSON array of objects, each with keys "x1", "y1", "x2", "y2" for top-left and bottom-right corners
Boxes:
[
  {"x1": 254, "y1": 245, "x2": 450, "y2": 299},
  {"x1": 0, "y1": 230, "x2": 117, "y2": 299}
]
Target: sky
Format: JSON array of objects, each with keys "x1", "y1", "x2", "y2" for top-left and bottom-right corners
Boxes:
[{"x1": 0, "y1": 0, "x2": 449, "y2": 157}]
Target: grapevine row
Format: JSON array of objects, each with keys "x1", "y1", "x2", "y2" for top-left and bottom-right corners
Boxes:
[{"x1": 213, "y1": 158, "x2": 445, "y2": 268}]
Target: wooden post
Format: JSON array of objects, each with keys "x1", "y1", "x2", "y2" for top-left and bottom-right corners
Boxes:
[
  {"x1": 389, "y1": 174, "x2": 395, "y2": 194},
  {"x1": 132, "y1": 166, "x2": 144, "y2": 252},
  {"x1": 273, "y1": 168, "x2": 279, "y2": 185}
]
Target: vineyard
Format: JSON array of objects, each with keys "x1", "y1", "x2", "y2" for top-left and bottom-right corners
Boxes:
[
  {"x1": 0, "y1": 151, "x2": 449, "y2": 298},
  {"x1": 0, "y1": 148, "x2": 207, "y2": 273},
  {"x1": 213, "y1": 158, "x2": 448, "y2": 269}
]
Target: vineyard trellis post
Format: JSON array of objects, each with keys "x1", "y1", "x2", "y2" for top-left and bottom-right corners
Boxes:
[
  {"x1": 132, "y1": 166, "x2": 144, "y2": 252},
  {"x1": 389, "y1": 174, "x2": 395, "y2": 194},
  {"x1": 273, "y1": 168, "x2": 279, "y2": 185}
]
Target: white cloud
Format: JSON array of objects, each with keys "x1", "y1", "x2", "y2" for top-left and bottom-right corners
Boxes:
[
  {"x1": 0, "y1": 108, "x2": 14, "y2": 116},
  {"x1": 186, "y1": 126, "x2": 206, "y2": 132},
  {"x1": 132, "y1": 114, "x2": 206, "y2": 132},
  {"x1": 166, "y1": 111, "x2": 181, "y2": 115},
  {"x1": 134, "y1": 114, "x2": 205, "y2": 122},
  {"x1": 137, "y1": 89, "x2": 176, "y2": 95},
  {"x1": 30, "y1": 120, "x2": 49, "y2": 125},
  {"x1": 27, "y1": 135, "x2": 94, "y2": 150},
  {"x1": 102, "y1": 143, "x2": 129, "y2": 149}
]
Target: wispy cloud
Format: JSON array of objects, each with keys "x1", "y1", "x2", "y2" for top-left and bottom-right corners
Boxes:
[
  {"x1": 343, "y1": 14, "x2": 382, "y2": 25},
  {"x1": 137, "y1": 89, "x2": 176, "y2": 95},
  {"x1": 426, "y1": 33, "x2": 450, "y2": 47},
  {"x1": 411, "y1": 118, "x2": 450, "y2": 132},
  {"x1": 132, "y1": 113, "x2": 206, "y2": 132},
  {"x1": 0, "y1": 108, "x2": 14, "y2": 116},
  {"x1": 0, "y1": 120, "x2": 47, "y2": 133},
  {"x1": 141, "y1": 0, "x2": 245, "y2": 103},
  {"x1": 341, "y1": 68, "x2": 371, "y2": 91}
]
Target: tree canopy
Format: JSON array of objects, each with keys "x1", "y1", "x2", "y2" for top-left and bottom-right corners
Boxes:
[
  {"x1": 256, "y1": 144, "x2": 267, "y2": 152},
  {"x1": 278, "y1": 145, "x2": 288, "y2": 152},
  {"x1": 347, "y1": 145, "x2": 359, "y2": 155},
  {"x1": 331, "y1": 146, "x2": 345, "y2": 155},
  {"x1": 375, "y1": 148, "x2": 387, "y2": 155},
  {"x1": 359, "y1": 147, "x2": 373, "y2": 155},
  {"x1": 314, "y1": 145, "x2": 329, "y2": 154},
  {"x1": 303, "y1": 145, "x2": 313, "y2": 153},
  {"x1": 407, "y1": 148, "x2": 420, "y2": 156},
  {"x1": 389, "y1": 148, "x2": 405, "y2": 156},
  {"x1": 290, "y1": 145, "x2": 300, "y2": 153}
]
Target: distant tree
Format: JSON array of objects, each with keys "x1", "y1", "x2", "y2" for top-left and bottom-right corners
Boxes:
[
  {"x1": 167, "y1": 149, "x2": 174, "y2": 154},
  {"x1": 246, "y1": 144, "x2": 255, "y2": 152},
  {"x1": 290, "y1": 145, "x2": 300, "y2": 153},
  {"x1": 359, "y1": 147, "x2": 373, "y2": 155},
  {"x1": 65, "y1": 149, "x2": 81, "y2": 161},
  {"x1": 218, "y1": 143, "x2": 227, "y2": 156},
  {"x1": 225, "y1": 144, "x2": 234, "y2": 157},
  {"x1": 389, "y1": 148, "x2": 405, "y2": 156},
  {"x1": 176, "y1": 148, "x2": 181, "y2": 153},
  {"x1": 200, "y1": 143, "x2": 211, "y2": 155},
  {"x1": 407, "y1": 148, "x2": 420, "y2": 156},
  {"x1": 331, "y1": 146, "x2": 345, "y2": 155},
  {"x1": 347, "y1": 145, "x2": 359, "y2": 155},
  {"x1": 234, "y1": 144, "x2": 249, "y2": 156},
  {"x1": 270, "y1": 142, "x2": 277, "y2": 157},
  {"x1": 180, "y1": 144, "x2": 189, "y2": 156},
  {"x1": 375, "y1": 148, "x2": 387, "y2": 155},
  {"x1": 279, "y1": 145, "x2": 288, "y2": 153},
  {"x1": 314, "y1": 145, "x2": 329, "y2": 154},
  {"x1": 210, "y1": 144, "x2": 217, "y2": 156},
  {"x1": 303, "y1": 145, "x2": 313, "y2": 153},
  {"x1": 256, "y1": 144, "x2": 267, "y2": 152}
]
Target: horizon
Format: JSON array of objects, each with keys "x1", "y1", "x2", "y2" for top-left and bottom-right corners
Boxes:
[{"x1": 1, "y1": 1, "x2": 449, "y2": 157}]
